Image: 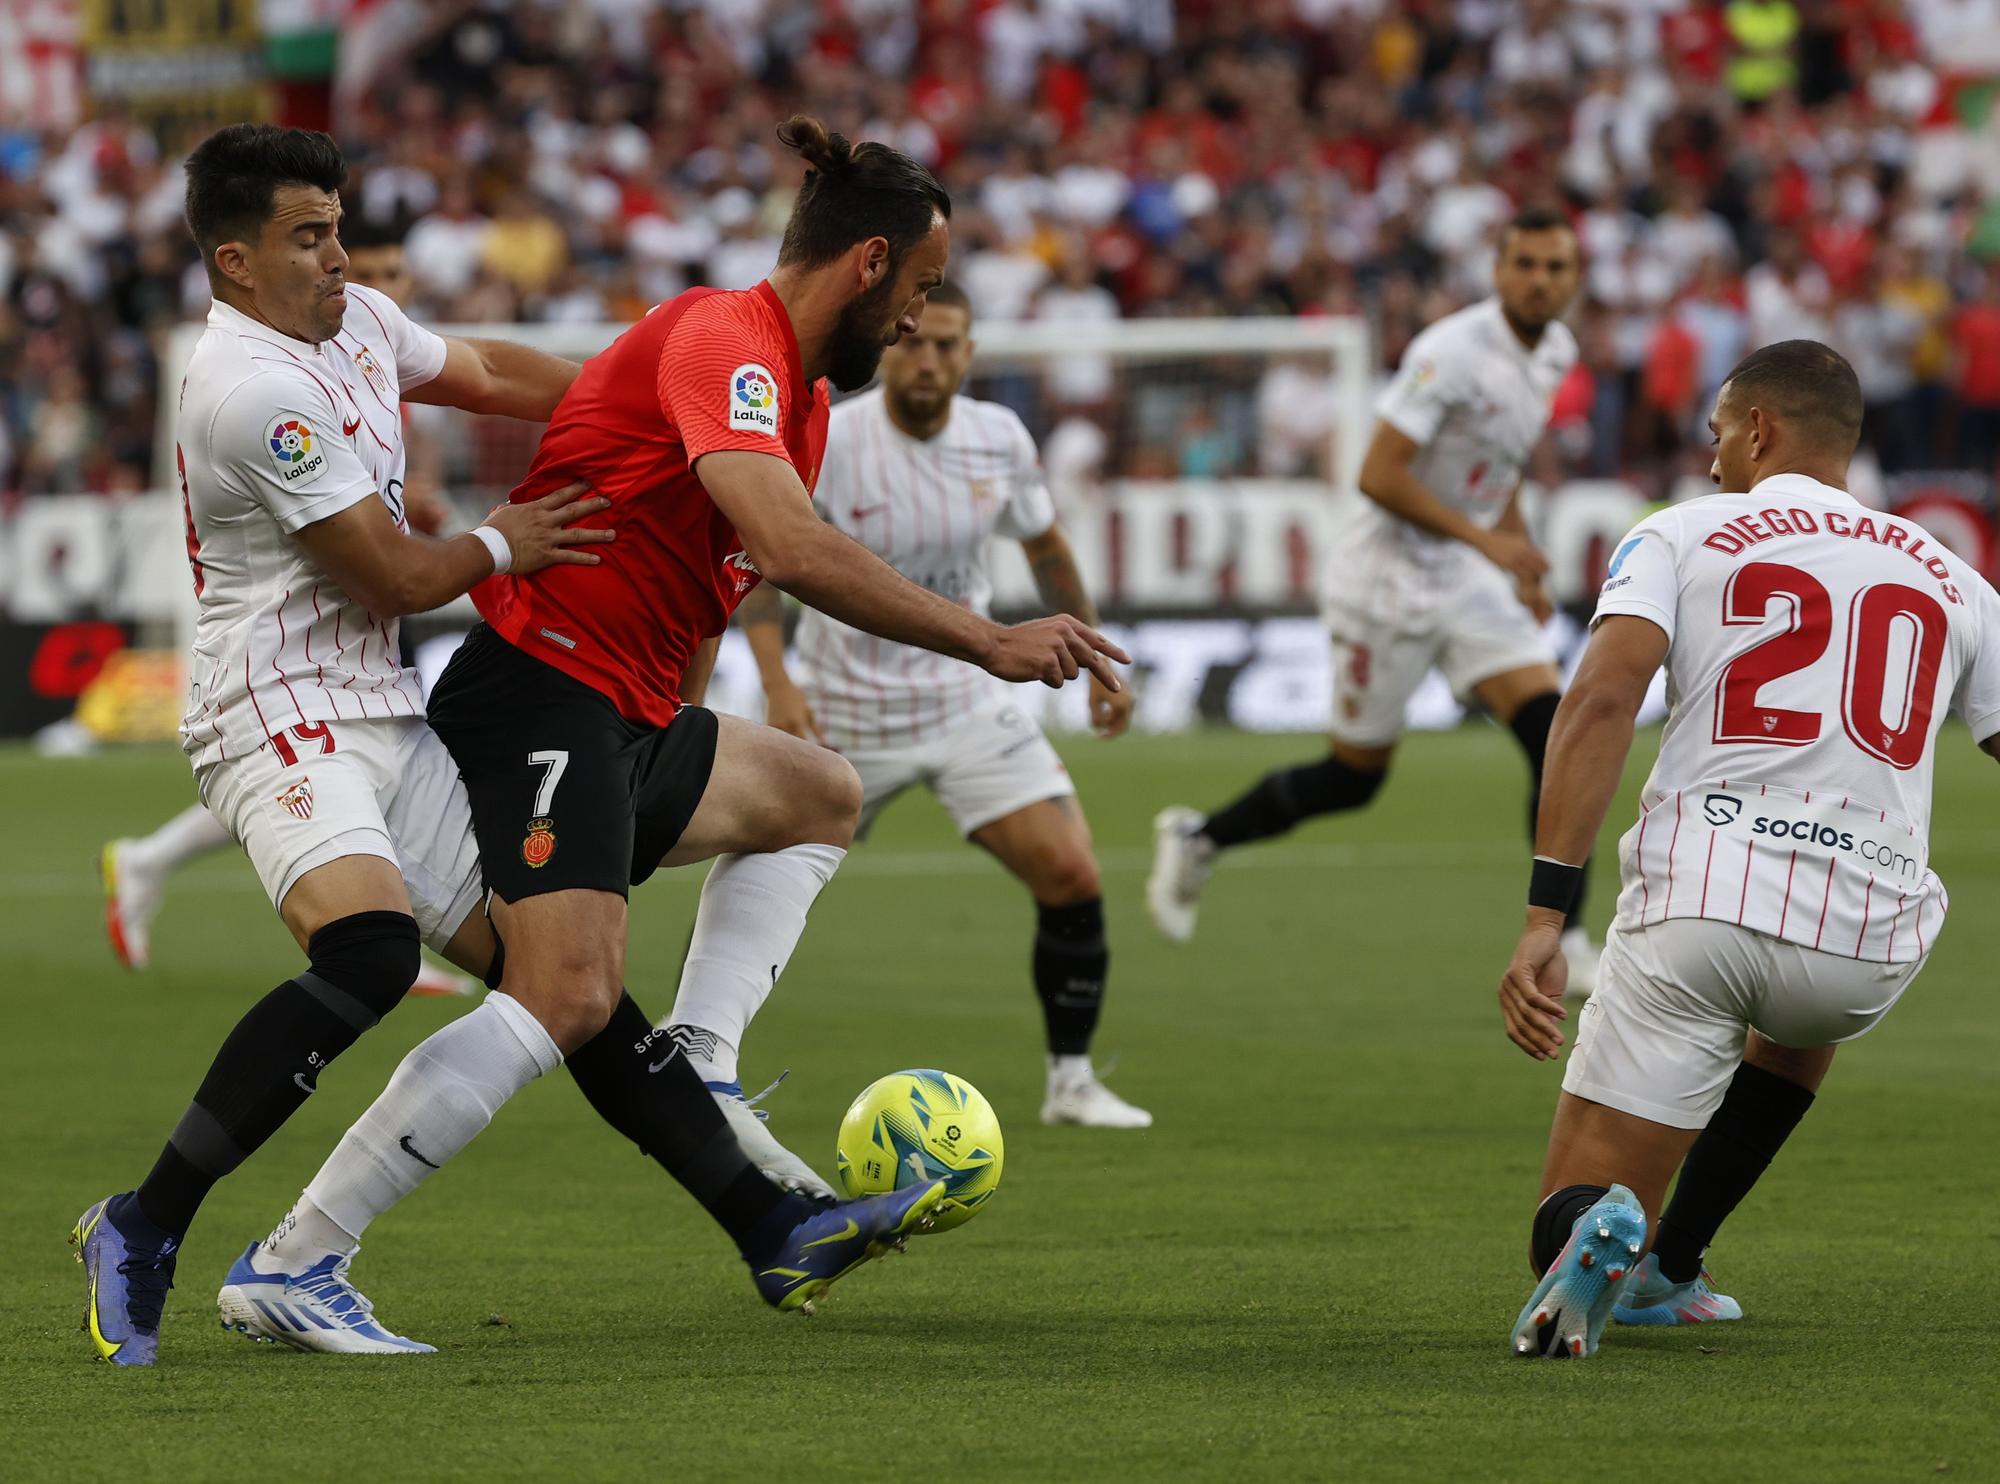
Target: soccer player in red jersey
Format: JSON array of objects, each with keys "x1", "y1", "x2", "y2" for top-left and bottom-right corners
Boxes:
[{"x1": 239, "y1": 117, "x2": 1128, "y2": 1332}]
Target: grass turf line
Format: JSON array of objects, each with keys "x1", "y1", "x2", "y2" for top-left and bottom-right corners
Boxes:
[{"x1": 1, "y1": 728, "x2": 1994, "y2": 1482}]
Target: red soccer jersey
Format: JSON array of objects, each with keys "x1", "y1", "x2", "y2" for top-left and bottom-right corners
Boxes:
[{"x1": 474, "y1": 281, "x2": 830, "y2": 725}]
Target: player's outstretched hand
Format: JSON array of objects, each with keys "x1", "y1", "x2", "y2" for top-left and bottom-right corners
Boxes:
[
  {"x1": 485, "y1": 482, "x2": 615, "y2": 575},
  {"x1": 1498, "y1": 916, "x2": 1569, "y2": 1061},
  {"x1": 1480, "y1": 529, "x2": 1550, "y2": 585},
  {"x1": 1090, "y1": 671, "x2": 1134, "y2": 738},
  {"x1": 983, "y1": 616, "x2": 1132, "y2": 692},
  {"x1": 764, "y1": 679, "x2": 826, "y2": 744}
]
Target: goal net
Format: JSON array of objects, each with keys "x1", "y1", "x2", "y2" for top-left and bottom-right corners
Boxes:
[{"x1": 157, "y1": 315, "x2": 1373, "y2": 733}]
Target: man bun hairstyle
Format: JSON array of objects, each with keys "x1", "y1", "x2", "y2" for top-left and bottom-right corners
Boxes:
[
  {"x1": 775, "y1": 114, "x2": 950, "y2": 273},
  {"x1": 185, "y1": 123, "x2": 345, "y2": 261},
  {"x1": 1722, "y1": 340, "x2": 1864, "y2": 453}
]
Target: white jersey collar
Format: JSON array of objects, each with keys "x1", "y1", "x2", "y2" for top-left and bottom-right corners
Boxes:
[
  {"x1": 1740, "y1": 472, "x2": 1857, "y2": 505},
  {"x1": 206, "y1": 294, "x2": 331, "y2": 358}
]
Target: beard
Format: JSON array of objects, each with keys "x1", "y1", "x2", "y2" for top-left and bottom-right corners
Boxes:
[{"x1": 826, "y1": 275, "x2": 902, "y2": 391}]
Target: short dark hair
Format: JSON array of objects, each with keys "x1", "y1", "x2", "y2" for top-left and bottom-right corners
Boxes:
[
  {"x1": 923, "y1": 279, "x2": 973, "y2": 320},
  {"x1": 774, "y1": 115, "x2": 950, "y2": 273},
  {"x1": 1499, "y1": 204, "x2": 1575, "y2": 249},
  {"x1": 1721, "y1": 340, "x2": 1864, "y2": 452},
  {"x1": 184, "y1": 124, "x2": 345, "y2": 262}
]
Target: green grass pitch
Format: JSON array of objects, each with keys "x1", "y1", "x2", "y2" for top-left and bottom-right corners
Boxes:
[{"x1": 3, "y1": 727, "x2": 1996, "y2": 1482}]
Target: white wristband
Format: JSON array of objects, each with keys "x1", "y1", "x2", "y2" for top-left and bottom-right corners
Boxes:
[{"x1": 471, "y1": 524, "x2": 513, "y2": 575}]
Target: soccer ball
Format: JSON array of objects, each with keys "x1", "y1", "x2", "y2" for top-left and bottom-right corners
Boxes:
[{"x1": 835, "y1": 1069, "x2": 1004, "y2": 1231}]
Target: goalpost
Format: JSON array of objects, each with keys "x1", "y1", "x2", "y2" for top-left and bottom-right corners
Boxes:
[{"x1": 157, "y1": 314, "x2": 1374, "y2": 730}]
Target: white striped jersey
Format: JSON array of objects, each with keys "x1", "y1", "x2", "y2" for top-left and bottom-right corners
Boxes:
[
  {"x1": 1327, "y1": 296, "x2": 1575, "y2": 627},
  {"x1": 176, "y1": 286, "x2": 446, "y2": 767},
  {"x1": 792, "y1": 389, "x2": 1056, "y2": 752},
  {"x1": 1594, "y1": 473, "x2": 2000, "y2": 963}
]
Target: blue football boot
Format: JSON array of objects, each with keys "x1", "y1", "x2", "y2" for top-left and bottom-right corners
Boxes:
[
  {"x1": 1510, "y1": 1184, "x2": 1648, "y2": 1359},
  {"x1": 71, "y1": 1193, "x2": 179, "y2": 1366},
  {"x1": 753, "y1": 1180, "x2": 946, "y2": 1314},
  {"x1": 1613, "y1": 1253, "x2": 1744, "y2": 1326},
  {"x1": 216, "y1": 1243, "x2": 435, "y2": 1354}
]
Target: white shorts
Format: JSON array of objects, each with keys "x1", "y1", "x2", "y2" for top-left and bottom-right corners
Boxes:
[
  {"x1": 197, "y1": 716, "x2": 483, "y2": 952},
  {"x1": 1562, "y1": 916, "x2": 1925, "y2": 1129},
  {"x1": 1326, "y1": 556, "x2": 1552, "y2": 746},
  {"x1": 846, "y1": 697, "x2": 1076, "y2": 839}
]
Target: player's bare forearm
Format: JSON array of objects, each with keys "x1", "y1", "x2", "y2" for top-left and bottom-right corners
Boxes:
[
  {"x1": 1357, "y1": 423, "x2": 1489, "y2": 549},
  {"x1": 1021, "y1": 526, "x2": 1100, "y2": 626},
  {"x1": 1495, "y1": 486, "x2": 1528, "y2": 537},
  {"x1": 1533, "y1": 616, "x2": 1667, "y2": 869},
  {"x1": 295, "y1": 499, "x2": 496, "y2": 617},
  {"x1": 735, "y1": 581, "x2": 796, "y2": 688},
  {"x1": 409, "y1": 336, "x2": 582, "y2": 421},
  {"x1": 698, "y1": 451, "x2": 995, "y2": 666}
]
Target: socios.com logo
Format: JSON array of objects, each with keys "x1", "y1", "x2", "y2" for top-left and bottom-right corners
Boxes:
[
  {"x1": 734, "y1": 370, "x2": 774, "y2": 410},
  {"x1": 1703, "y1": 793, "x2": 1744, "y2": 827},
  {"x1": 269, "y1": 419, "x2": 314, "y2": 464}
]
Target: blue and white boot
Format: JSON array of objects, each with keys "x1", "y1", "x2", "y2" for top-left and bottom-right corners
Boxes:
[
  {"x1": 709, "y1": 1075, "x2": 837, "y2": 1201},
  {"x1": 216, "y1": 1243, "x2": 434, "y2": 1354},
  {"x1": 1510, "y1": 1185, "x2": 1648, "y2": 1359},
  {"x1": 1613, "y1": 1253, "x2": 1743, "y2": 1326},
  {"x1": 71, "y1": 1193, "x2": 178, "y2": 1366}
]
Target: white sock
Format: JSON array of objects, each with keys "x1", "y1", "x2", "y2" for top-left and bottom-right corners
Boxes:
[
  {"x1": 127, "y1": 803, "x2": 232, "y2": 874},
  {"x1": 664, "y1": 844, "x2": 845, "y2": 1085},
  {"x1": 1049, "y1": 1053, "x2": 1093, "y2": 1086},
  {"x1": 275, "y1": 992, "x2": 563, "y2": 1257}
]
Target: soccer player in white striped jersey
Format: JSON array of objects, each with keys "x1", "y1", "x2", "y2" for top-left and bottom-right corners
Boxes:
[
  {"x1": 98, "y1": 216, "x2": 469, "y2": 996},
  {"x1": 734, "y1": 281, "x2": 1150, "y2": 1128},
  {"x1": 1149, "y1": 208, "x2": 1603, "y2": 987},
  {"x1": 1497, "y1": 341, "x2": 2000, "y2": 1358},
  {"x1": 72, "y1": 124, "x2": 608, "y2": 1363}
]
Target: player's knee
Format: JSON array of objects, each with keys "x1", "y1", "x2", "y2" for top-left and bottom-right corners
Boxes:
[
  {"x1": 1508, "y1": 691, "x2": 1562, "y2": 769},
  {"x1": 500, "y1": 943, "x2": 622, "y2": 1050},
  {"x1": 802, "y1": 752, "x2": 862, "y2": 847},
  {"x1": 303, "y1": 909, "x2": 422, "y2": 1026},
  {"x1": 1030, "y1": 847, "x2": 1100, "y2": 905}
]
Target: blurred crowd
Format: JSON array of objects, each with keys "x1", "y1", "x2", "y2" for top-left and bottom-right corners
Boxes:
[{"x1": 5, "y1": 0, "x2": 2000, "y2": 502}]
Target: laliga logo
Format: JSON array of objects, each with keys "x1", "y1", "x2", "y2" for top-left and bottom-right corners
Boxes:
[
  {"x1": 1703, "y1": 794, "x2": 1744, "y2": 827},
  {"x1": 734, "y1": 370, "x2": 774, "y2": 410},
  {"x1": 270, "y1": 420, "x2": 313, "y2": 463},
  {"x1": 729, "y1": 362, "x2": 779, "y2": 435}
]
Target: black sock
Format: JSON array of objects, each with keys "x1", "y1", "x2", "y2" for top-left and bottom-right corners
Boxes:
[
  {"x1": 134, "y1": 910, "x2": 419, "y2": 1237},
  {"x1": 1510, "y1": 693, "x2": 1590, "y2": 924},
  {"x1": 1200, "y1": 755, "x2": 1385, "y2": 849},
  {"x1": 1034, "y1": 898, "x2": 1107, "y2": 1056},
  {"x1": 1530, "y1": 1184, "x2": 1608, "y2": 1276},
  {"x1": 566, "y1": 992, "x2": 808, "y2": 1262},
  {"x1": 1653, "y1": 1062, "x2": 1816, "y2": 1283}
]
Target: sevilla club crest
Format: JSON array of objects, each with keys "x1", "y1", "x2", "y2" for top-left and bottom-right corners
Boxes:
[
  {"x1": 277, "y1": 777, "x2": 315, "y2": 820},
  {"x1": 522, "y1": 817, "x2": 556, "y2": 868}
]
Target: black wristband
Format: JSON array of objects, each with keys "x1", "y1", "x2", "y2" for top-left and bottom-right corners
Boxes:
[{"x1": 1528, "y1": 857, "x2": 1584, "y2": 916}]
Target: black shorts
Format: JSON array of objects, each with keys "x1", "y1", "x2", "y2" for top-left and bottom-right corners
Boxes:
[{"x1": 428, "y1": 623, "x2": 718, "y2": 902}]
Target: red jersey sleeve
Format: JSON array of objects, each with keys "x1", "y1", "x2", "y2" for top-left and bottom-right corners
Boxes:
[{"x1": 658, "y1": 296, "x2": 800, "y2": 470}]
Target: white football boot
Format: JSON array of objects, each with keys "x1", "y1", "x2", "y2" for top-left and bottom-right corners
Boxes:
[
  {"x1": 1041, "y1": 1059, "x2": 1153, "y2": 1128},
  {"x1": 410, "y1": 959, "x2": 477, "y2": 997},
  {"x1": 1560, "y1": 927, "x2": 1601, "y2": 1002},
  {"x1": 1146, "y1": 806, "x2": 1214, "y2": 945},
  {"x1": 100, "y1": 839, "x2": 161, "y2": 971},
  {"x1": 710, "y1": 1077, "x2": 838, "y2": 1200},
  {"x1": 217, "y1": 1243, "x2": 434, "y2": 1354}
]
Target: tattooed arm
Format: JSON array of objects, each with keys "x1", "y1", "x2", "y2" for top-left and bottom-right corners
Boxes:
[{"x1": 1019, "y1": 525, "x2": 1131, "y2": 738}]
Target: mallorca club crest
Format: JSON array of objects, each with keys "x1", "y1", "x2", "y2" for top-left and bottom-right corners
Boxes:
[
  {"x1": 522, "y1": 817, "x2": 556, "y2": 869},
  {"x1": 277, "y1": 777, "x2": 315, "y2": 820}
]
